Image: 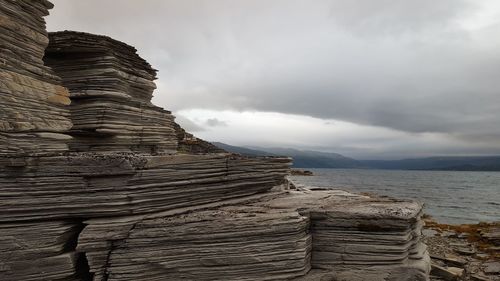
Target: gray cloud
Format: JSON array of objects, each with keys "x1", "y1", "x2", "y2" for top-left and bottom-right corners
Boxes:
[
  {"x1": 47, "y1": 0, "x2": 500, "y2": 157},
  {"x1": 205, "y1": 118, "x2": 228, "y2": 127}
]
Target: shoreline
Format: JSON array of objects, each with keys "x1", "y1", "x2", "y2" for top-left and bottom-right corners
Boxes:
[
  {"x1": 289, "y1": 170, "x2": 500, "y2": 225},
  {"x1": 423, "y1": 216, "x2": 499, "y2": 281}
]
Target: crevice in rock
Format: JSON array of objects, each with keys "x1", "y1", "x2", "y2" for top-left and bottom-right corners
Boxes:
[
  {"x1": 63, "y1": 220, "x2": 86, "y2": 252},
  {"x1": 75, "y1": 252, "x2": 93, "y2": 281},
  {"x1": 102, "y1": 221, "x2": 140, "y2": 281},
  {"x1": 65, "y1": 219, "x2": 93, "y2": 281},
  {"x1": 102, "y1": 240, "x2": 116, "y2": 281}
]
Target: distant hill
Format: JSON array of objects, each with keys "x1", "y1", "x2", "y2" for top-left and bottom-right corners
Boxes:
[
  {"x1": 212, "y1": 142, "x2": 500, "y2": 171},
  {"x1": 255, "y1": 147, "x2": 363, "y2": 168},
  {"x1": 211, "y1": 142, "x2": 274, "y2": 157},
  {"x1": 361, "y1": 156, "x2": 500, "y2": 171},
  {"x1": 212, "y1": 143, "x2": 363, "y2": 168}
]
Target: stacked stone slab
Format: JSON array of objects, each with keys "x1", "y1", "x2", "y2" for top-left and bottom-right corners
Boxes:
[
  {"x1": 0, "y1": 221, "x2": 84, "y2": 281},
  {"x1": 78, "y1": 204, "x2": 312, "y2": 281},
  {"x1": 0, "y1": 154, "x2": 291, "y2": 222},
  {"x1": 296, "y1": 190, "x2": 430, "y2": 281},
  {"x1": 44, "y1": 31, "x2": 177, "y2": 154},
  {"x1": 76, "y1": 189, "x2": 430, "y2": 281},
  {"x1": 0, "y1": 0, "x2": 72, "y2": 156}
]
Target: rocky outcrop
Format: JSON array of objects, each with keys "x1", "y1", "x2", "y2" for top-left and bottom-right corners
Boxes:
[
  {"x1": 0, "y1": 154, "x2": 290, "y2": 222},
  {"x1": 271, "y1": 189, "x2": 430, "y2": 281},
  {"x1": 173, "y1": 122, "x2": 227, "y2": 154},
  {"x1": 77, "y1": 195, "x2": 312, "y2": 281},
  {"x1": 0, "y1": 220, "x2": 85, "y2": 281},
  {"x1": 44, "y1": 31, "x2": 177, "y2": 154},
  {"x1": 0, "y1": 1, "x2": 431, "y2": 280},
  {"x1": 0, "y1": 153, "x2": 291, "y2": 281},
  {"x1": 76, "y1": 188, "x2": 430, "y2": 281},
  {"x1": 0, "y1": 0, "x2": 72, "y2": 156}
]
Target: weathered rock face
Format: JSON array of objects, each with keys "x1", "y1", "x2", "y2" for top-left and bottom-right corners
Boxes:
[
  {"x1": 289, "y1": 190, "x2": 431, "y2": 281},
  {"x1": 78, "y1": 199, "x2": 313, "y2": 281},
  {"x1": 0, "y1": 220, "x2": 84, "y2": 281},
  {"x1": 0, "y1": 154, "x2": 290, "y2": 222},
  {"x1": 0, "y1": 0, "x2": 72, "y2": 156},
  {"x1": 44, "y1": 31, "x2": 177, "y2": 154},
  {"x1": 0, "y1": 153, "x2": 292, "y2": 281},
  {"x1": 173, "y1": 121, "x2": 227, "y2": 154},
  {"x1": 76, "y1": 189, "x2": 430, "y2": 281},
  {"x1": 0, "y1": 1, "x2": 431, "y2": 281}
]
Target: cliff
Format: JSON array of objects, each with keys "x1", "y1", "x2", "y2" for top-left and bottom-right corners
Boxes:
[
  {"x1": 0, "y1": 1, "x2": 430, "y2": 280},
  {"x1": 44, "y1": 31, "x2": 177, "y2": 154},
  {"x1": 0, "y1": 0, "x2": 72, "y2": 155}
]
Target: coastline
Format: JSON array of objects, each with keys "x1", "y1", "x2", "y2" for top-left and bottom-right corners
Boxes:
[
  {"x1": 289, "y1": 168, "x2": 500, "y2": 225},
  {"x1": 423, "y1": 217, "x2": 500, "y2": 281}
]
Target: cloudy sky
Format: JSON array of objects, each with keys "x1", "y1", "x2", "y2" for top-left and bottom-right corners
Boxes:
[{"x1": 47, "y1": 0, "x2": 500, "y2": 159}]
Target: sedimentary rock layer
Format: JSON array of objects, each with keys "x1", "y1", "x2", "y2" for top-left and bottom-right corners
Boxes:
[
  {"x1": 77, "y1": 188, "x2": 430, "y2": 281},
  {"x1": 0, "y1": 0, "x2": 72, "y2": 155},
  {"x1": 44, "y1": 31, "x2": 177, "y2": 153},
  {"x1": 253, "y1": 189, "x2": 430, "y2": 280},
  {"x1": 0, "y1": 153, "x2": 291, "y2": 222},
  {"x1": 78, "y1": 204, "x2": 312, "y2": 281},
  {"x1": 0, "y1": 220, "x2": 84, "y2": 281},
  {"x1": 0, "y1": 185, "x2": 430, "y2": 281}
]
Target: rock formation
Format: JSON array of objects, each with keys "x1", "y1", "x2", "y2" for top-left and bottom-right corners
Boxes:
[
  {"x1": 44, "y1": 31, "x2": 177, "y2": 153},
  {"x1": 0, "y1": 1, "x2": 431, "y2": 280},
  {"x1": 0, "y1": 154, "x2": 290, "y2": 222},
  {"x1": 173, "y1": 121, "x2": 227, "y2": 154},
  {"x1": 75, "y1": 189, "x2": 430, "y2": 281},
  {"x1": 0, "y1": 0, "x2": 72, "y2": 156}
]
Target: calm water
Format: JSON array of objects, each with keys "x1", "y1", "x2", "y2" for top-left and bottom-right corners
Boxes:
[{"x1": 290, "y1": 169, "x2": 500, "y2": 225}]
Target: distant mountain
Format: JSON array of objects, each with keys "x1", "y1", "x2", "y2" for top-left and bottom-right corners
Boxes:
[
  {"x1": 211, "y1": 142, "x2": 274, "y2": 157},
  {"x1": 255, "y1": 147, "x2": 363, "y2": 168},
  {"x1": 212, "y1": 143, "x2": 500, "y2": 171},
  {"x1": 212, "y1": 143, "x2": 363, "y2": 168},
  {"x1": 360, "y1": 156, "x2": 500, "y2": 171}
]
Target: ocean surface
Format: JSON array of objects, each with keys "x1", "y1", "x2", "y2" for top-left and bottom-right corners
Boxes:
[{"x1": 290, "y1": 169, "x2": 500, "y2": 225}]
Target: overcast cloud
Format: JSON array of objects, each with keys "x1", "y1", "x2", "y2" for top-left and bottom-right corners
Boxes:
[{"x1": 47, "y1": 0, "x2": 500, "y2": 159}]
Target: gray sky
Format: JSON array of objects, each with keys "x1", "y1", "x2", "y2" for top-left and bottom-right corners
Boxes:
[{"x1": 47, "y1": 0, "x2": 500, "y2": 159}]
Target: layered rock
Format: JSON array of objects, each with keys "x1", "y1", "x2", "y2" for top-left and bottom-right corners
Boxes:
[
  {"x1": 174, "y1": 122, "x2": 227, "y2": 154},
  {"x1": 77, "y1": 188, "x2": 430, "y2": 281},
  {"x1": 0, "y1": 152, "x2": 291, "y2": 281},
  {"x1": 78, "y1": 199, "x2": 312, "y2": 281},
  {"x1": 44, "y1": 31, "x2": 177, "y2": 154},
  {"x1": 0, "y1": 1, "x2": 431, "y2": 280},
  {"x1": 0, "y1": 154, "x2": 290, "y2": 222},
  {"x1": 287, "y1": 189, "x2": 431, "y2": 281},
  {"x1": 0, "y1": 0, "x2": 72, "y2": 156},
  {"x1": 0, "y1": 221, "x2": 84, "y2": 281}
]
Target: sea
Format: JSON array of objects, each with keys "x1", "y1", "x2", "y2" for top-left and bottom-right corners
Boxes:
[{"x1": 289, "y1": 169, "x2": 500, "y2": 225}]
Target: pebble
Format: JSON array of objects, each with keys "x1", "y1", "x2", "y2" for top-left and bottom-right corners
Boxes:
[
  {"x1": 431, "y1": 264, "x2": 464, "y2": 280},
  {"x1": 483, "y1": 261, "x2": 500, "y2": 275},
  {"x1": 456, "y1": 247, "x2": 476, "y2": 255}
]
